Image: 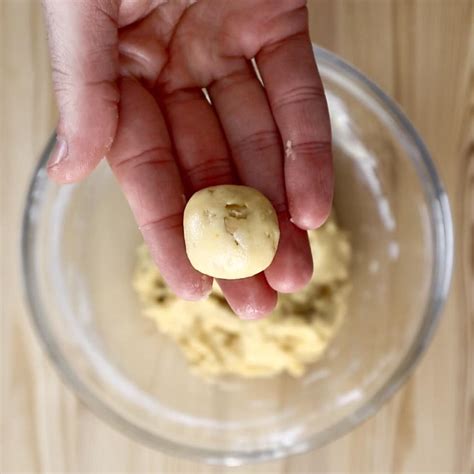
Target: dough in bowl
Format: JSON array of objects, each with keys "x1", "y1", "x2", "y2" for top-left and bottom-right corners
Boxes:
[
  {"x1": 132, "y1": 216, "x2": 351, "y2": 379},
  {"x1": 183, "y1": 185, "x2": 280, "y2": 279}
]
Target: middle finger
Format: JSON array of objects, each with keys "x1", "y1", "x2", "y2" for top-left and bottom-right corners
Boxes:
[{"x1": 159, "y1": 87, "x2": 278, "y2": 317}]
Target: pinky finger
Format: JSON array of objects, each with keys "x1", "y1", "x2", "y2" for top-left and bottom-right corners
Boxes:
[{"x1": 257, "y1": 33, "x2": 333, "y2": 230}]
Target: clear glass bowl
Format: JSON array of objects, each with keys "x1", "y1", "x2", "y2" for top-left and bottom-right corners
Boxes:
[{"x1": 22, "y1": 47, "x2": 453, "y2": 465}]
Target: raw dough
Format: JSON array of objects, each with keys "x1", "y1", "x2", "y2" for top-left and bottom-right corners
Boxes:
[
  {"x1": 132, "y1": 216, "x2": 352, "y2": 379},
  {"x1": 183, "y1": 185, "x2": 280, "y2": 279}
]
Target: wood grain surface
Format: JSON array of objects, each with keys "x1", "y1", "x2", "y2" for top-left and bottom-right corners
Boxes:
[{"x1": 1, "y1": 1, "x2": 473, "y2": 472}]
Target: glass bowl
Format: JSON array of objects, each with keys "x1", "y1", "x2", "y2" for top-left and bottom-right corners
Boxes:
[{"x1": 22, "y1": 47, "x2": 453, "y2": 465}]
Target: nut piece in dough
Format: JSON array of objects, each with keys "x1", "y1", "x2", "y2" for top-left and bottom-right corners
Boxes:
[{"x1": 183, "y1": 185, "x2": 280, "y2": 279}]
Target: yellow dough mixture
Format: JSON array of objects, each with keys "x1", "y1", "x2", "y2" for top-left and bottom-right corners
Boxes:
[
  {"x1": 132, "y1": 217, "x2": 351, "y2": 379},
  {"x1": 183, "y1": 185, "x2": 280, "y2": 279}
]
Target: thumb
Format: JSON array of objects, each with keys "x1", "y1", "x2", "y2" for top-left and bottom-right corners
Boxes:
[{"x1": 42, "y1": 0, "x2": 120, "y2": 183}]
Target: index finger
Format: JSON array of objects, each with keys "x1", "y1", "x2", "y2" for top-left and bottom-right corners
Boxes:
[{"x1": 256, "y1": 33, "x2": 333, "y2": 230}]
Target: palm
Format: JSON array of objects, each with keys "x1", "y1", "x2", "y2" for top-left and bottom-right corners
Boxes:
[
  {"x1": 44, "y1": 0, "x2": 333, "y2": 316},
  {"x1": 120, "y1": 0, "x2": 307, "y2": 85}
]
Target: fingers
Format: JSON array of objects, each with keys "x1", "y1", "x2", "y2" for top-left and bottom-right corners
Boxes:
[
  {"x1": 107, "y1": 78, "x2": 212, "y2": 300},
  {"x1": 256, "y1": 33, "x2": 333, "y2": 230},
  {"x1": 265, "y1": 216, "x2": 313, "y2": 292},
  {"x1": 159, "y1": 87, "x2": 277, "y2": 316},
  {"x1": 208, "y1": 64, "x2": 313, "y2": 292},
  {"x1": 42, "y1": 0, "x2": 120, "y2": 183},
  {"x1": 218, "y1": 275, "x2": 277, "y2": 319},
  {"x1": 160, "y1": 89, "x2": 235, "y2": 191}
]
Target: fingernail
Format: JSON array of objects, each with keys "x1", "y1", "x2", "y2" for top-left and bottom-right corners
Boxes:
[
  {"x1": 236, "y1": 304, "x2": 266, "y2": 320},
  {"x1": 48, "y1": 137, "x2": 68, "y2": 168}
]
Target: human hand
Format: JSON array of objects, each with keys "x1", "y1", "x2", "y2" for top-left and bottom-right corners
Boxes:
[{"x1": 42, "y1": 0, "x2": 333, "y2": 317}]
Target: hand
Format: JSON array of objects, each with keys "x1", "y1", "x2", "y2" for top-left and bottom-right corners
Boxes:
[{"x1": 42, "y1": 0, "x2": 333, "y2": 317}]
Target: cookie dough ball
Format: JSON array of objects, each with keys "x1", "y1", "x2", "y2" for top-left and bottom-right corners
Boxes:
[{"x1": 183, "y1": 185, "x2": 280, "y2": 279}]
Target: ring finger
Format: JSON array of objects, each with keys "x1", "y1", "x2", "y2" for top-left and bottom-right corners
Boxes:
[{"x1": 208, "y1": 61, "x2": 313, "y2": 292}]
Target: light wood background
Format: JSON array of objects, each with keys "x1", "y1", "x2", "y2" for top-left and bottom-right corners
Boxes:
[{"x1": 1, "y1": 1, "x2": 473, "y2": 473}]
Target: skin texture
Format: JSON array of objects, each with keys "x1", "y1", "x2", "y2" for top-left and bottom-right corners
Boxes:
[{"x1": 42, "y1": 0, "x2": 333, "y2": 317}]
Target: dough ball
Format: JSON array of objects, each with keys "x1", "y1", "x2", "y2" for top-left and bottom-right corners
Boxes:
[{"x1": 183, "y1": 185, "x2": 280, "y2": 279}]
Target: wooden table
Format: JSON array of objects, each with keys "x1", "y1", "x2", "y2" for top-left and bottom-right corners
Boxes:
[{"x1": 1, "y1": 1, "x2": 472, "y2": 472}]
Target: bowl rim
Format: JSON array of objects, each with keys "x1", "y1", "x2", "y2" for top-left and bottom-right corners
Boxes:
[{"x1": 22, "y1": 45, "x2": 454, "y2": 466}]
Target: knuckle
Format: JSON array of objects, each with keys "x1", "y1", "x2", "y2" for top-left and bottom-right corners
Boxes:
[
  {"x1": 185, "y1": 157, "x2": 233, "y2": 188},
  {"x1": 139, "y1": 212, "x2": 183, "y2": 234},
  {"x1": 112, "y1": 145, "x2": 173, "y2": 173},
  {"x1": 273, "y1": 84, "x2": 326, "y2": 113},
  {"x1": 290, "y1": 139, "x2": 332, "y2": 157},
  {"x1": 232, "y1": 129, "x2": 280, "y2": 157}
]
